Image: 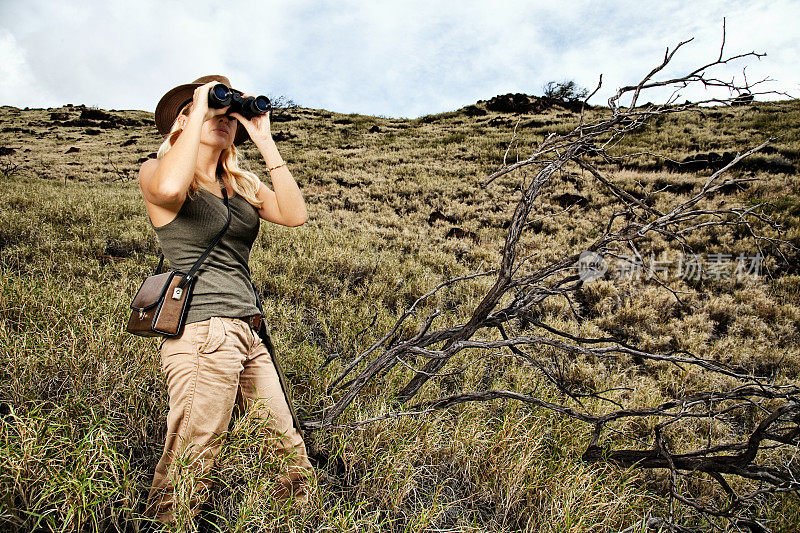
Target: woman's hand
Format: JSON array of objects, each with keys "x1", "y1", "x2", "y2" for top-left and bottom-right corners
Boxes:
[
  {"x1": 187, "y1": 81, "x2": 231, "y2": 123},
  {"x1": 229, "y1": 94, "x2": 272, "y2": 142}
]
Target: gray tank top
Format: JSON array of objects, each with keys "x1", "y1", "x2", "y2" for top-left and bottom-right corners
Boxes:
[{"x1": 151, "y1": 186, "x2": 262, "y2": 324}]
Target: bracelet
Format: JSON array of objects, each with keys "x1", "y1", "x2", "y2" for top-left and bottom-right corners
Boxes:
[{"x1": 268, "y1": 161, "x2": 287, "y2": 172}]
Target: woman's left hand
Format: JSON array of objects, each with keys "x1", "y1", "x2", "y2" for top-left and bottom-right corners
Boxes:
[{"x1": 229, "y1": 94, "x2": 272, "y2": 142}]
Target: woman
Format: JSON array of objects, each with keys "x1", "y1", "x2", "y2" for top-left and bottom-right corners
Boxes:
[{"x1": 139, "y1": 75, "x2": 314, "y2": 526}]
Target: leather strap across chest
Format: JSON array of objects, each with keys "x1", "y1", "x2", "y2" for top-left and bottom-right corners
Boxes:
[{"x1": 154, "y1": 179, "x2": 232, "y2": 291}]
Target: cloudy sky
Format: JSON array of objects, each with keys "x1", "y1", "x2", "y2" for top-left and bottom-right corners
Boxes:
[{"x1": 1, "y1": 0, "x2": 797, "y2": 118}]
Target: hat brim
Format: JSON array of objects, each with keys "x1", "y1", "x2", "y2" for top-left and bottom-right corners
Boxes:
[{"x1": 155, "y1": 82, "x2": 250, "y2": 146}]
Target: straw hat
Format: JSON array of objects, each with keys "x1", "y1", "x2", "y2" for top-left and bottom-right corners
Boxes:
[{"x1": 154, "y1": 74, "x2": 250, "y2": 145}]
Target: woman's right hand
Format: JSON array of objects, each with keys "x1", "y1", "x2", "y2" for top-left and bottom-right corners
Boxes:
[{"x1": 189, "y1": 80, "x2": 231, "y2": 123}]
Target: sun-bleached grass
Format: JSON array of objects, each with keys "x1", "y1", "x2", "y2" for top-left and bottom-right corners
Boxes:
[{"x1": 1, "y1": 99, "x2": 798, "y2": 531}]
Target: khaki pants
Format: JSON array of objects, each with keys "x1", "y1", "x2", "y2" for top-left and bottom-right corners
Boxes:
[{"x1": 145, "y1": 316, "x2": 313, "y2": 525}]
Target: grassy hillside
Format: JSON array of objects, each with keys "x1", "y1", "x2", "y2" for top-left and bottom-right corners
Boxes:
[{"x1": 0, "y1": 95, "x2": 798, "y2": 532}]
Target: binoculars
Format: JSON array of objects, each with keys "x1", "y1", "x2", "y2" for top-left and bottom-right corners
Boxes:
[{"x1": 208, "y1": 83, "x2": 271, "y2": 120}]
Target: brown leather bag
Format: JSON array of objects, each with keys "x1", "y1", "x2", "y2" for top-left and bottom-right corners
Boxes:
[
  {"x1": 126, "y1": 270, "x2": 196, "y2": 337},
  {"x1": 127, "y1": 185, "x2": 231, "y2": 338}
]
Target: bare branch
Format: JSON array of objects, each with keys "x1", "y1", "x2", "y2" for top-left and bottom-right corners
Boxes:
[{"x1": 304, "y1": 21, "x2": 800, "y2": 529}]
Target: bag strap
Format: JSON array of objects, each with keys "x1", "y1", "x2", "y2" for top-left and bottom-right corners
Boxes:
[
  {"x1": 155, "y1": 254, "x2": 165, "y2": 274},
  {"x1": 251, "y1": 281, "x2": 264, "y2": 316},
  {"x1": 154, "y1": 181, "x2": 232, "y2": 291}
]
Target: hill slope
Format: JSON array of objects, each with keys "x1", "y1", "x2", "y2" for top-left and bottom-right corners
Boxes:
[{"x1": 1, "y1": 97, "x2": 799, "y2": 531}]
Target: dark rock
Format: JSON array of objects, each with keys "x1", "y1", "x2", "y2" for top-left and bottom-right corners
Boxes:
[
  {"x1": 739, "y1": 154, "x2": 796, "y2": 174},
  {"x1": 679, "y1": 154, "x2": 707, "y2": 171},
  {"x1": 485, "y1": 93, "x2": 538, "y2": 113},
  {"x1": 121, "y1": 138, "x2": 137, "y2": 147},
  {"x1": 487, "y1": 117, "x2": 510, "y2": 127},
  {"x1": 103, "y1": 239, "x2": 148, "y2": 259},
  {"x1": 732, "y1": 92, "x2": 754, "y2": 106},
  {"x1": 771, "y1": 247, "x2": 800, "y2": 276},
  {"x1": 715, "y1": 181, "x2": 750, "y2": 195},
  {"x1": 552, "y1": 193, "x2": 588, "y2": 208},
  {"x1": 675, "y1": 151, "x2": 736, "y2": 172},
  {"x1": 80, "y1": 108, "x2": 115, "y2": 121},
  {"x1": 271, "y1": 112, "x2": 298, "y2": 122},
  {"x1": 0, "y1": 147, "x2": 15, "y2": 156},
  {"x1": 49, "y1": 112, "x2": 70, "y2": 121},
  {"x1": 368, "y1": 125, "x2": 381, "y2": 133},
  {"x1": 65, "y1": 147, "x2": 80, "y2": 154},
  {"x1": 428, "y1": 210, "x2": 457, "y2": 225},
  {"x1": 577, "y1": 141, "x2": 600, "y2": 156},
  {"x1": 652, "y1": 178, "x2": 694, "y2": 195},
  {"x1": 84, "y1": 128, "x2": 102, "y2": 135},
  {"x1": 445, "y1": 226, "x2": 478, "y2": 242},
  {"x1": 113, "y1": 117, "x2": 142, "y2": 127},
  {"x1": 483, "y1": 93, "x2": 585, "y2": 114},
  {"x1": 528, "y1": 220, "x2": 544, "y2": 233},
  {"x1": 522, "y1": 119, "x2": 554, "y2": 128},
  {"x1": 332, "y1": 175, "x2": 354, "y2": 187},
  {"x1": 61, "y1": 118, "x2": 98, "y2": 127},
  {"x1": 272, "y1": 130, "x2": 297, "y2": 142},
  {"x1": 343, "y1": 197, "x2": 360, "y2": 211},
  {"x1": 461, "y1": 105, "x2": 487, "y2": 117},
  {"x1": 59, "y1": 108, "x2": 142, "y2": 129},
  {"x1": 619, "y1": 187, "x2": 653, "y2": 206}
]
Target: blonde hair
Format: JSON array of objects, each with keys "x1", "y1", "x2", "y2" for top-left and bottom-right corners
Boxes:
[{"x1": 156, "y1": 102, "x2": 263, "y2": 208}]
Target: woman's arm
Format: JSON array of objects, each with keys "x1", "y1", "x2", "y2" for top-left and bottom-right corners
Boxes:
[
  {"x1": 252, "y1": 137, "x2": 308, "y2": 227},
  {"x1": 140, "y1": 81, "x2": 227, "y2": 209},
  {"x1": 229, "y1": 106, "x2": 308, "y2": 227}
]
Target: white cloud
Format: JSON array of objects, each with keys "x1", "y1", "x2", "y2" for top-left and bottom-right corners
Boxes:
[
  {"x1": 0, "y1": 0, "x2": 797, "y2": 117},
  {"x1": 0, "y1": 28, "x2": 57, "y2": 107}
]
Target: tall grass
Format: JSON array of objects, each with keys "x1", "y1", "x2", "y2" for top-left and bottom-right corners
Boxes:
[{"x1": 1, "y1": 99, "x2": 798, "y2": 531}]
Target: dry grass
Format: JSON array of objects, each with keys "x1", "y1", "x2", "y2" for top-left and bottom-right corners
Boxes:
[{"x1": 0, "y1": 97, "x2": 798, "y2": 531}]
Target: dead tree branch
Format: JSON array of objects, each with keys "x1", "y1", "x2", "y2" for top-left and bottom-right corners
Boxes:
[{"x1": 304, "y1": 23, "x2": 799, "y2": 529}]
